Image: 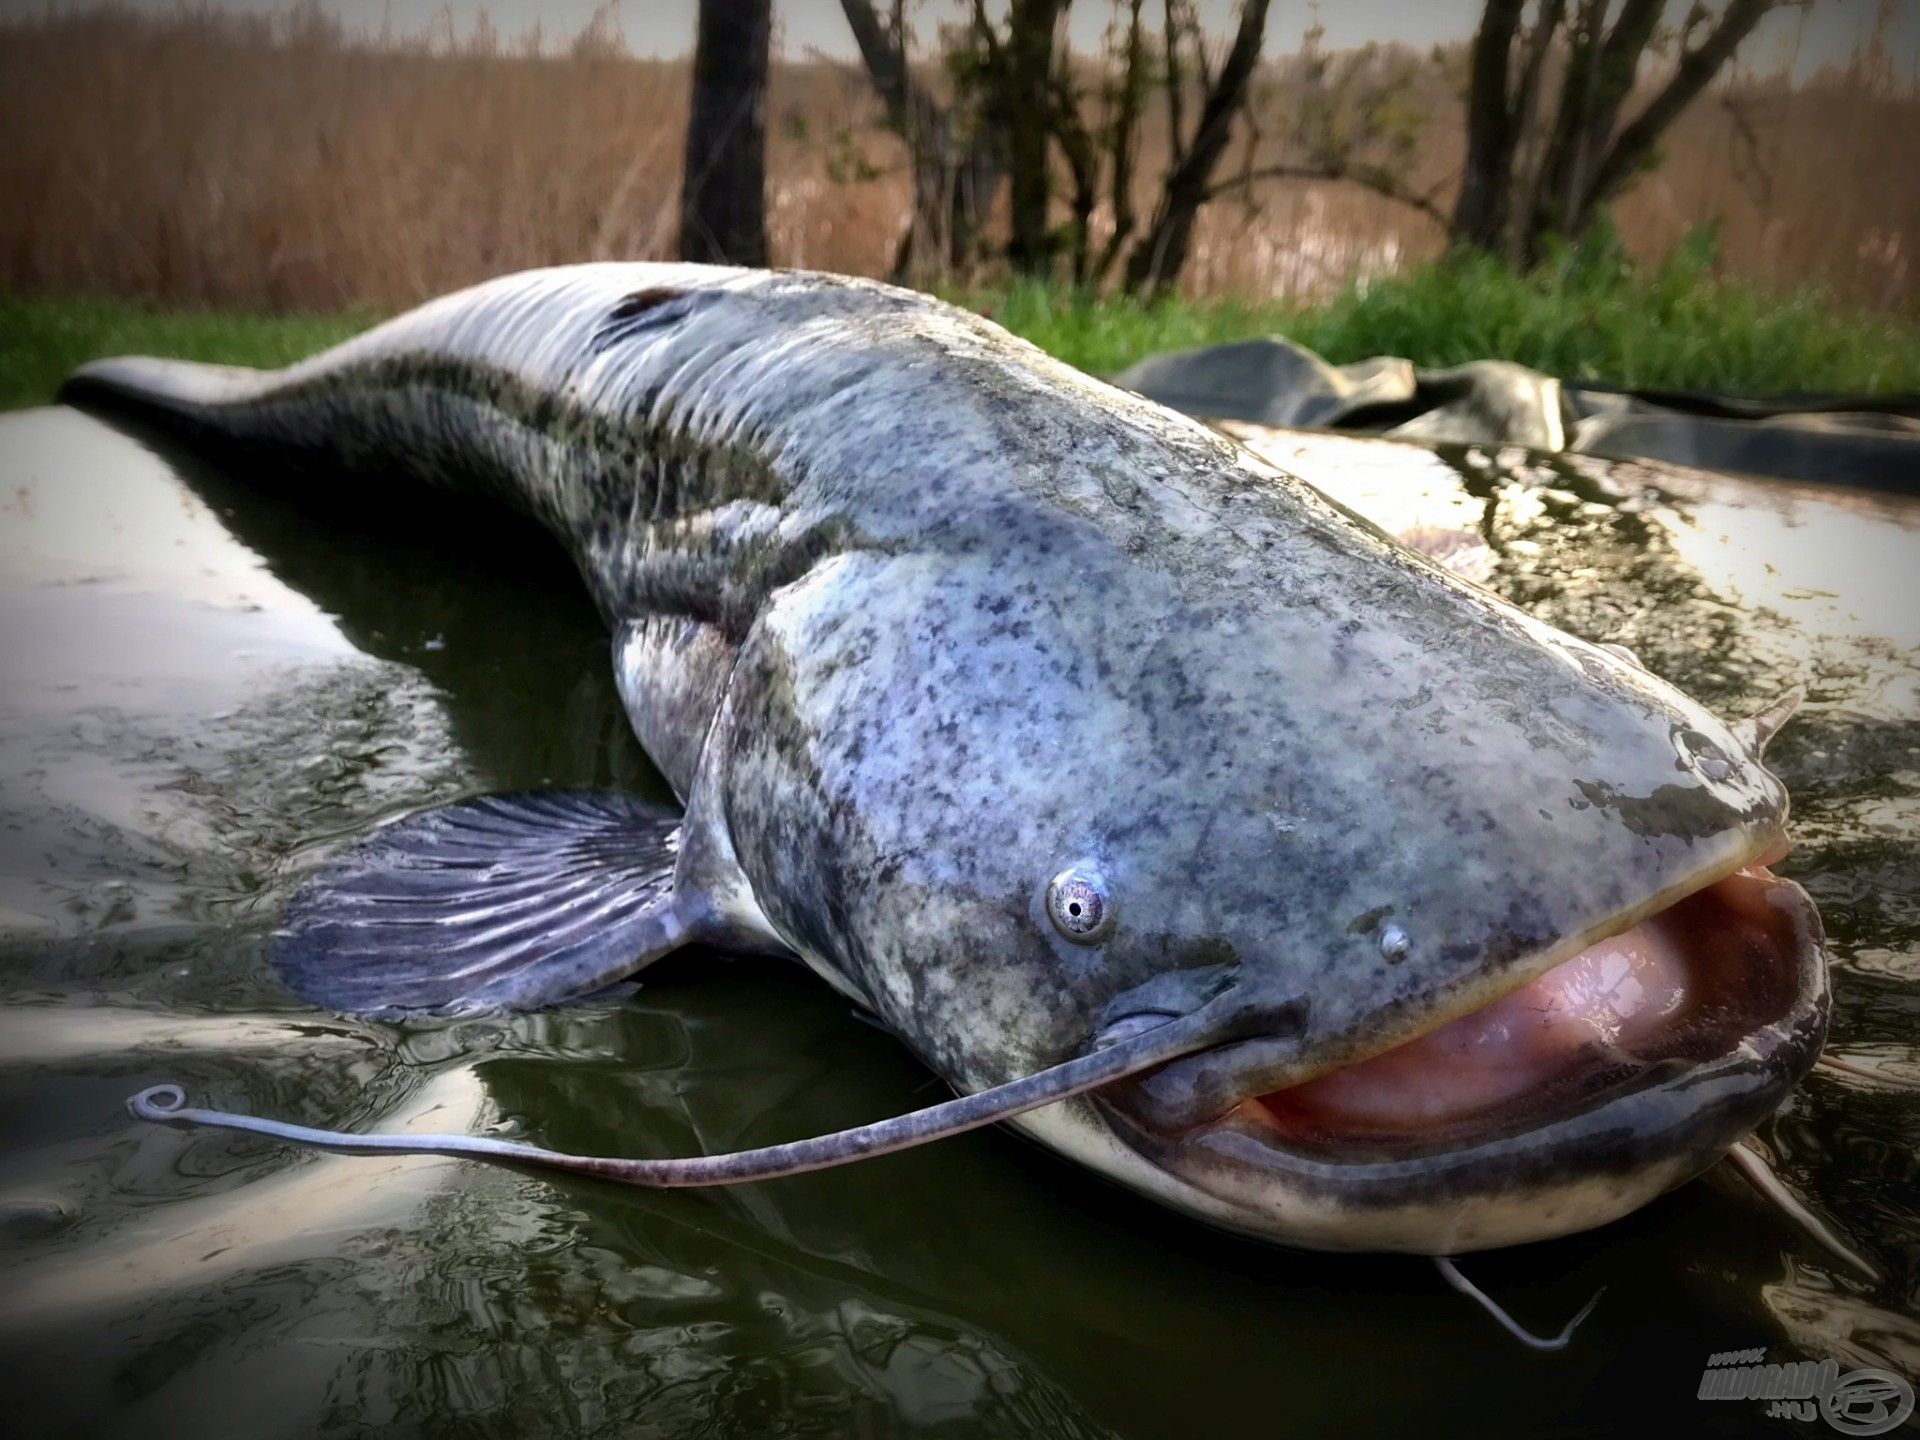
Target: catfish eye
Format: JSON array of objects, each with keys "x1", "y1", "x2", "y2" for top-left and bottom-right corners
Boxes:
[{"x1": 1047, "y1": 866, "x2": 1113, "y2": 943}]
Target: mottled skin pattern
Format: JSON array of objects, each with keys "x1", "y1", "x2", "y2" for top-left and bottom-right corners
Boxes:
[{"x1": 65, "y1": 264, "x2": 1828, "y2": 1252}]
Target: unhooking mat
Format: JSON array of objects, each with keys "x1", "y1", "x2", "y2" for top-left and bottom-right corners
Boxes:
[{"x1": 1114, "y1": 336, "x2": 1920, "y2": 495}]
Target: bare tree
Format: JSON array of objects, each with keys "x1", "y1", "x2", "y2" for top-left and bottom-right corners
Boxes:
[
  {"x1": 679, "y1": 0, "x2": 771, "y2": 266},
  {"x1": 1043, "y1": 0, "x2": 1276, "y2": 295},
  {"x1": 1045, "y1": 0, "x2": 1144, "y2": 286},
  {"x1": 1453, "y1": 0, "x2": 1785, "y2": 263},
  {"x1": 839, "y1": 0, "x2": 1787, "y2": 289},
  {"x1": 982, "y1": 0, "x2": 1075, "y2": 275},
  {"x1": 1453, "y1": 0, "x2": 1529, "y2": 257},
  {"x1": 1120, "y1": 0, "x2": 1274, "y2": 296},
  {"x1": 839, "y1": 0, "x2": 1270, "y2": 292},
  {"x1": 839, "y1": 0, "x2": 1004, "y2": 280},
  {"x1": 839, "y1": 0, "x2": 1104, "y2": 283},
  {"x1": 1217, "y1": 29, "x2": 1448, "y2": 231}
]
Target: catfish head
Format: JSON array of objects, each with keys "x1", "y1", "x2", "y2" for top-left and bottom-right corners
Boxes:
[{"x1": 724, "y1": 422, "x2": 1829, "y2": 1255}]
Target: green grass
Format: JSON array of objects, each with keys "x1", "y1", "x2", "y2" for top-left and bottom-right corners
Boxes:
[
  {"x1": 0, "y1": 295, "x2": 371, "y2": 411},
  {"x1": 973, "y1": 243, "x2": 1920, "y2": 394},
  {"x1": 8, "y1": 241, "x2": 1920, "y2": 410}
]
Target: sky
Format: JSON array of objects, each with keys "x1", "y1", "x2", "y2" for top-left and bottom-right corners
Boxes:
[{"x1": 4, "y1": 0, "x2": 1913, "y2": 80}]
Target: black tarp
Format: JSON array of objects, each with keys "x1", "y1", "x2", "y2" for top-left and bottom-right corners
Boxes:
[{"x1": 1114, "y1": 336, "x2": 1920, "y2": 495}]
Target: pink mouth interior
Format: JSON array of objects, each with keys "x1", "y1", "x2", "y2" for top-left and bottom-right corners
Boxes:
[{"x1": 1250, "y1": 865, "x2": 1802, "y2": 1147}]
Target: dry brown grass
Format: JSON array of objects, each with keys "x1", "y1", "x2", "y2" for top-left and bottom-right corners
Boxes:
[{"x1": 1, "y1": 6, "x2": 1913, "y2": 314}]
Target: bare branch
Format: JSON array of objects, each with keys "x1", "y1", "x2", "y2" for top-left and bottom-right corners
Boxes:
[
  {"x1": 839, "y1": 0, "x2": 1007, "y2": 280},
  {"x1": 839, "y1": 0, "x2": 914, "y2": 131},
  {"x1": 1162, "y1": 0, "x2": 1188, "y2": 170},
  {"x1": 1124, "y1": 0, "x2": 1274, "y2": 295},
  {"x1": 969, "y1": 0, "x2": 1002, "y2": 66},
  {"x1": 1584, "y1": 0, "x2": 1777, "y2": 211},
  {"x1": 1205, "y1": 162, "x2": 1450, "y2": 229},
  {"x1": 1535, "y1": 0, "x2": 1660, "y2": 229},
  {"x1": 1719, "y1": 88, "x2": 1774, "y2": 207},
  {"x1": 1049, "y1": 66, "x2": 1100, "y2": 283},
  {"x1": 1093, "y1": 0, "x2": 1148, "y2": 283},
  {"x1": 1511, "y1": 0, "x2": 1566, "y2": 134},
  {"x1": 1190, "y1": 4, "x2": 1218, "y2": 100}
]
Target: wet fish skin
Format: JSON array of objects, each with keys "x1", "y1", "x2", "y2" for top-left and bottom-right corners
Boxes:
[{"x1": 64, "y1": 263, "x2": 1825, "y2": 1252}]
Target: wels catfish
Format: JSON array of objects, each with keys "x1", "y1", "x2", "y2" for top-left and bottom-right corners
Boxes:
[{"x1": 65, "y1": 264, "x2": 1829, "y2": 1307}]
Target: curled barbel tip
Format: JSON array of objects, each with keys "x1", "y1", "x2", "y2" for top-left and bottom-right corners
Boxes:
[
  {"x1": 128, "y1": 1084, "x2": 188, "y2": 1121},
  {"x1": 1434, "y1": 1255, "x2": 1604, "y2": 1352}
]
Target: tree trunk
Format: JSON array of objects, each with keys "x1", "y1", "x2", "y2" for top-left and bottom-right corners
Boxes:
[
  {"x1": 1123, "y1": 0, "x2": 1272, "y2": 298},
  {"x1": 1506, "y1": 0, "x2": 1569, "y2": 260},
  {"x1": 1090, "y1": 0, "x2": 1148, "y2": 284},
  {"x1": 842, "y1": 0, "x2": 950, "y2": 276},
  {"x1": 1517, "y1": 0, "x2": 1775, "y2": 263},
  {"x1": 1050, "y1": 72, "x2": 1099, "y2": 284},
  {"x1": 678, "y1": 0, "x2": 770, "y2": 267},
  {"x1": 1444, "y1": 0, "x2": 1780, "y2": 266},
  {"x1": 1525, "y1": 0, "x2": 1660, "y2": 258},
  {"x1": 1002, "y1": 0, "x2": 1068, "y2": 275},
  {"x1": 1449, "y1": 0, "x2": 1526, "y2": 257},
  {"x1": 950, "y1": 130, "x2": 1007, "y2": 273},
  {"x1": 840, "y1": 0, "x2": 1007, "y2": 279}
]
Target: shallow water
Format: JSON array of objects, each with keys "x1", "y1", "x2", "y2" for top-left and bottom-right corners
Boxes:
[{"x1": 0, "y1": 408, "x2": 1915, "y2": 1438}]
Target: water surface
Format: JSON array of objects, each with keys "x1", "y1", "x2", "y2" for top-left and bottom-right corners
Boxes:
[{"x1": 1, "y1": 410, "x2": 1915, "y2": 1438}]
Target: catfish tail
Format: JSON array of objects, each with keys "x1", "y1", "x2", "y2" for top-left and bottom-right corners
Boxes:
[
  {"x1": 57, "y1": 339, "x2": 523, "y2": 502},
  {"x1": 59, "y1": 355, "x2": 298, "y2": 449},
  {"x1": 62, "y1": 354, "x2": 261, "y2": 415},
  {"x1": 53, "y1": 264, "x2": 768, "y2": 536},
  {"x1": 57, "y1": 344, "x2": 468, "y2": 493}
]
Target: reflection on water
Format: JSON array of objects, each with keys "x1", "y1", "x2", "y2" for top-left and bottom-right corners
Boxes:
[{"x1": 0, "y1": 410, "x2": 1915, "y2": 1437}]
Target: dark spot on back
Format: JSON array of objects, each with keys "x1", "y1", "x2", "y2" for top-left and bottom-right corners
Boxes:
[
  {"x1": 592, "y1": 287, "x2": 702, "y2": 352},
  {"x1": 609, "y1": 287, "x2": 686, "y2": 320}
]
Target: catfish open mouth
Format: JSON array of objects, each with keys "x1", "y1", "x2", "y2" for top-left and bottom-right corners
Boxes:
[
  {"x1": 1103, "y1": 845, "x2": 1824, "y2": 1171},
  {"x1": 1240, "y1": 862, "x2": 1809, "y2": 1155}
]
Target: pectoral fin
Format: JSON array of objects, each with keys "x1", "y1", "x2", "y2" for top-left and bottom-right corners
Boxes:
[{"x1": 275, "y1": 791, "x2": 698, "y2": 1016}]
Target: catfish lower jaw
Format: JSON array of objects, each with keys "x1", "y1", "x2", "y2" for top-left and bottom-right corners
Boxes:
[{"x1": 1092, "y1": 864, "x2": 1830, "y2": 1253}]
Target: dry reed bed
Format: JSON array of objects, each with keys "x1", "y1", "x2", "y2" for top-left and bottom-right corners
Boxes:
[{"x1": 1, "y1": 8, "x2": 1913, "y2": 313}]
